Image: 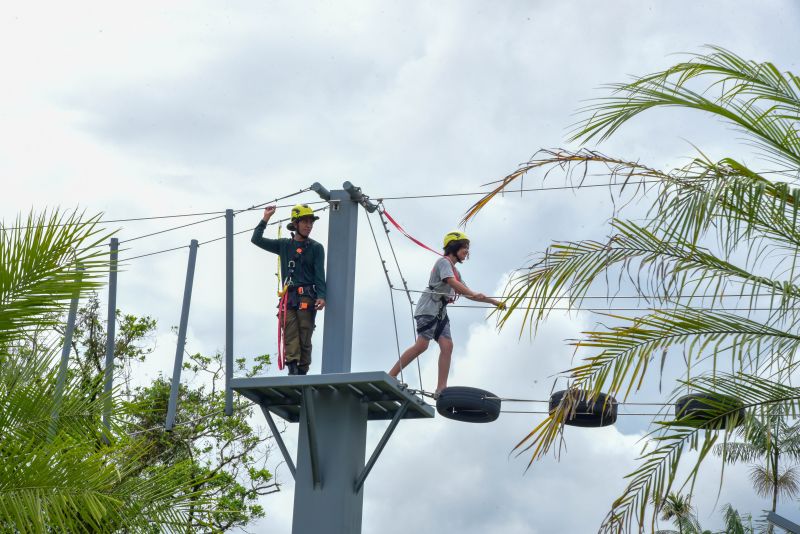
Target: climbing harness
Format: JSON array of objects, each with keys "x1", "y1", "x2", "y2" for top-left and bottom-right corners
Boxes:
[
  {"x1": 416, "y1": 255, "x2": 461, "y2": 341},
  {"x1": 275, "y1": 238, "x2": 318, "y2": 371}
]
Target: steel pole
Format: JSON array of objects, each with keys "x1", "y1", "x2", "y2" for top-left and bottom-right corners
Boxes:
[
  {"x1": 102, "y1": 238, "x2": 119, "y2": 431},
  {"x1": 225, "y1": 209, "x2": 234, "y2": 416},
  {"x1": 165, "y1": 240, "x2": 198, "y2": 430},
  {"x1": 52, "y1": 266, "x2": 83, "y2": 435}
]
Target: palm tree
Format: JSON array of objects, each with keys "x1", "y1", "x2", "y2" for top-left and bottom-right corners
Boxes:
[
  {"x1": 714, "y1": 412, "x2": 800, "y2": 532},
  {"x1": 656, "y1": 493, "x2": 702, "y2": 534},
  {"x1": 0, "y1": 209, "x2": 215, "y2": 531},
  {"x1": 463, "y1": 47, "x2": 800, "y2": 533}
]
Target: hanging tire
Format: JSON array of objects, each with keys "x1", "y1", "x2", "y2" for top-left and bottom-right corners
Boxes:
[
  {"x1": 674, "y1": 393, "x2": 745, "y2": 429},
  {"x1": 436, "y1": 386, "x2": 501, "y2": 423},
  {"x1": 549, "y1": 390, "x2": 618, "y2": 427}
]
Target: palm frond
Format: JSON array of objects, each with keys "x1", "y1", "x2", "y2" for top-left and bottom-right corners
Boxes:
[
  {"x1": 571, "y1": 47, "x2": 800, "y2": 169},
  {"x1": 0, "y1": 209, "x2": 111, "y2": 348}
]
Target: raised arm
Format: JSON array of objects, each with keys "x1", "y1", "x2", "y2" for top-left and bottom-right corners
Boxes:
[{"x1": 251, "y1": 206, "x2": 280, "y2": 253}]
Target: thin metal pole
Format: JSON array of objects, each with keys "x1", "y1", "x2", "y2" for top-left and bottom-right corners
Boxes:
[
  {"x1": 52, "y1": 266, "x2": 83, "y2": 435},
  {"x1": 261, "y1": 406, "x2": 296, "y2": 478},
  {"x1": 165, "y1": 240, "x2": 198, "y2": 430},
  {"x1": 354, "y1": 400, "x2": 410, "y2": 493},
  {"x1": 225, "y1": 209, "x2": 234, "y2": 416},
  {"x1": 102, "y1": 238, "x2": 119, "y2": 431}
]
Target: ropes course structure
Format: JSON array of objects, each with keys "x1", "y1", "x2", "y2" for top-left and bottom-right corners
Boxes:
[{"x1": 26, "y1": 178, "x2": 764, "y2": 534}]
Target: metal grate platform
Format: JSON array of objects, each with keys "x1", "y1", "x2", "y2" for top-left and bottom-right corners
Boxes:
[{"x1": 231, "y1": 371, "x2": 435, "y2": 423}]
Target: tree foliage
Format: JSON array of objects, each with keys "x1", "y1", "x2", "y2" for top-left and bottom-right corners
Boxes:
[
  {"x1": 464, "y1": 47, "x2": 800, "y2": 532},
  {"x1": 0, "y1": 210, "x2": 214, "y2": 532},
  {"x1": 70, "y1": 295, "x2": 279, "y2": 532}
]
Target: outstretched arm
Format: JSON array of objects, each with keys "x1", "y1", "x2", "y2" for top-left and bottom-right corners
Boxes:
[{"x1": 445, "y1": 278, "x2": 504, "y2": 308}]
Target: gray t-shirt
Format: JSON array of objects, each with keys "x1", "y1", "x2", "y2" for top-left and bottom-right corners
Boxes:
[{"x1": 415, "y1": 257, "x2": 463, "y2": 318}]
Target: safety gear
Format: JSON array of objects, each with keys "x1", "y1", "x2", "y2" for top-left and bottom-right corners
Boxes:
[
  {"x1": 291, "y1": 204, "x2": 319, "y2": 222},
  {"x1": 443, "y1": 230, "x2": 469, "y2": 248},
  {"x1": 287, "y1": 361, "x2": 299, "y2": 375}
]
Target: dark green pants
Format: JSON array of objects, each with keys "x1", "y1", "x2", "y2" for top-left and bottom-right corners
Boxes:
[{"x1": 283, "y1": 296, "x2": 315, "y2": 374}]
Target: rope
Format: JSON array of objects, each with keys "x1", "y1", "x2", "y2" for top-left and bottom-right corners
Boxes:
[
  {"x1": 376, "y1": 204, "x2": 424, "y2": 390},
  {"x1": 123, "y1": 206, "x2": 329, "y2": 262},
  {"x1": 233, "y1": 187, "x2": 313, "y2": 216},
  {"x1": 365, "y1": 208, "x2": 407, "y2": 383}
]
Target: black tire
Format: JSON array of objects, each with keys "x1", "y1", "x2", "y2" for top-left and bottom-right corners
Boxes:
[
  {"x1": 674, "y1": 393, "x2": 745, "y2": 429},
  {"x1": 436, "y1": 386, "x2": 501, "y2": 423},
  {"x1": 549, "y1": 390, "x2": 618, "y2": 428}
]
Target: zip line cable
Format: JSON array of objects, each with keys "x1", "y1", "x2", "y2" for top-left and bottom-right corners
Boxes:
[
  {"x1": 6, "y1": 169, "x2": 800, "y2": 231},
  {"x1": 374, "y1": 180, "x2": 664, "y2": 200},
  {"x1": 123, "y1": 206, "x2": 329, "y2": 262},
  {"x1": 364, "y1": 206, "x2": 407, "y2": 385},
  {"x1": 375, "y1": 203, "x2": 425, "y2": 390},
  {"x1": 391, "y1": 288, "x2": 784, "y2": 301},
  {"x1": 392, "y1": 288, "x2": 793, "y2": 312},
  {"x1": 119, "y1": 188, "x2": 313, "y2": 244},
  {"x1": 0, "y1": 177, "x2": 679, "y2": 232}
]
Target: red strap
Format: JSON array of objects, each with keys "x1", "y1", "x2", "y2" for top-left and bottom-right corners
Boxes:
[
  {"x1": 276, "y1": 292, "x2": 288, "y2": 370},
  {"x1": 381, "y1": 208, "x2": 443, "y2": 257}
]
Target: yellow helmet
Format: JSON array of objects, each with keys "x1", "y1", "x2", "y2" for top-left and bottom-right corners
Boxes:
[
  {"x1": 443, "y1": 230, "x2": 469, "y2": 248},
  {"x1": 290, "y1": 204, "x2": 319, "y2": 221}
]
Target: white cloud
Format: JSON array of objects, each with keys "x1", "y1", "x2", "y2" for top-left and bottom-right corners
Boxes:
[{"x1": 4, "y1": 0, "x2": 800, "y2": 532}]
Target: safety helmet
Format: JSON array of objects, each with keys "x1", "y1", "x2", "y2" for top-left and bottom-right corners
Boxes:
[
  {"x1": 291, "y1": 204, "x2": 319, "y2": 222},
  {"x1": 443, "y1": 230, "x2": 469, "y2": 248}
]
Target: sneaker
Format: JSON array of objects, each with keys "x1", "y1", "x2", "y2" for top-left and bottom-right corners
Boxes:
[{"x1": 287, "y1": 361, "x2": 299, "y2": 375}]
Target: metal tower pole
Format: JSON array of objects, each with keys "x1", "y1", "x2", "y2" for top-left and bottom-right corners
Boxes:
[
  {"x1": 225, "y1": 209, "x2": 234, "y2": 416},
  {"x1": 232, "y1": 182, "x2": 432, "y2": 534},
  {"x1": 165, "y1": 240, "x2": 198, "y2": 431},
  {"x1": 102, "y1": 238, "x2": 119, "y2": 431}
]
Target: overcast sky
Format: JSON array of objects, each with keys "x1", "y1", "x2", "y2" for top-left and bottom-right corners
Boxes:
[{"x1": 3, "y1": 1, "x2": 800, "y2": 532}]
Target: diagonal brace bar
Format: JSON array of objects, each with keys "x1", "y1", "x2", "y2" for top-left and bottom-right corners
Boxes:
[
  {"x1": 303, "y1": 387, "x2": 322, "y2": 488},
  {"x1": 260, "y1": 405, "x2": 296, "y2": 479},
  {"x1": 354, "y1": 399, "x2": 410, "y2": 493},
  {"x1": 768, "y1": 512, "x2": 800, "y2": 533}
]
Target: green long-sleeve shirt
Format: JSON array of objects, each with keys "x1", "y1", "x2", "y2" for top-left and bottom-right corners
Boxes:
[{"x1": 251, "y1": 220, "x2": 327, "y2": 299}]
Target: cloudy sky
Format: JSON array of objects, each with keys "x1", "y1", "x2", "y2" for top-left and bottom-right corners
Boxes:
[{"x1": 3, "y1": 1, "x2": 800, "y2": 532}]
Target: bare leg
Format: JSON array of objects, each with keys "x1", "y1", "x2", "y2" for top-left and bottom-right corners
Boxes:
[
  {"x1": 388, "y1": 337, "x2": 430, "y2": 378},
  {"x1": 435, "y1": 337, "x2": 453, "y2": 393}
]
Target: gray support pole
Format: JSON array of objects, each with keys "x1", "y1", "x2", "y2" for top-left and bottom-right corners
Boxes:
[
  {"x1": 293, "y1": 387, "x2": 368, "y2": 534},
  {"x1": 260, "y1": 406, "x2": 296, "y2": 478},
  {"x1": 52, "y1": 266, "x2": 82, "y2": 435},
  {"x1": 102, "y1": 238, "x2": 119, "y2": 431},
  {"x1": 320, "y1": 187, "x2": 359, "y2": 374},
  {"x1": 225, "y1": 209, "x2": 234, "y2": 416},
  {"x1": 165, "y1": 240, "x2": 198, "y2": 431},
  {"x1": 302, "y1": 387, "x2": 322, "y2": 488}
]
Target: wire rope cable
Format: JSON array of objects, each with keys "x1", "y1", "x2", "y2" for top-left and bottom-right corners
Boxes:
[
  {"x1": 364, "y1": 206, "x2": 406, "y2": 384},
  {"x1": 375, "y1": 202, "x2": 424, "y2": 390}
]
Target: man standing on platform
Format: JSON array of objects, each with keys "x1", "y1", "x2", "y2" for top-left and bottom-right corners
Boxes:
[{"x1": 252, "y1": 204, "x2": 326, "y2": 375}]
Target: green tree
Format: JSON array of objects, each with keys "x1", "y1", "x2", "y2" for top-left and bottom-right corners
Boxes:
[
  {"x1": 463, "y1": 47, "x2": 800, "y2": 532},
  {"x1": 656, "y1": 493, "x2": 703, "y2": 534},
  {"x1": 713, "y1": 412, "x2": 800, "y2": 532},
  {"x1": 67, "y1": 295, "x2": 279, "y2": 531},
  {"x1": 0, "y1": 209, "x2": 214, "y2": 531}
]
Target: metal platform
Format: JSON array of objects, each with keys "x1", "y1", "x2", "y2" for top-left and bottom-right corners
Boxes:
[{"x1": 231, "y1": 371, "x2": 435, "y2": 423}]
